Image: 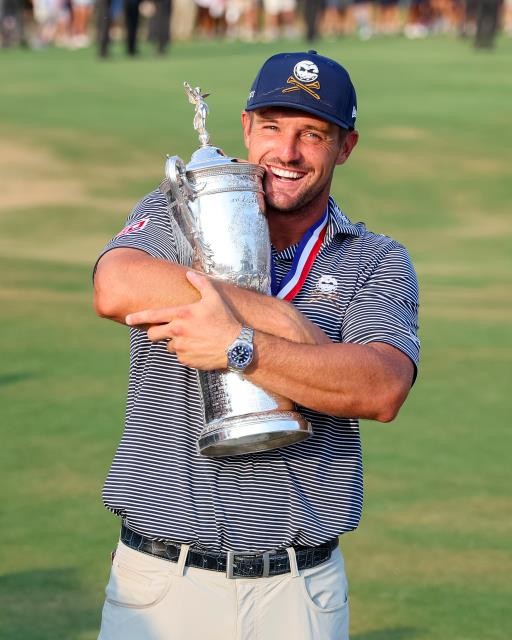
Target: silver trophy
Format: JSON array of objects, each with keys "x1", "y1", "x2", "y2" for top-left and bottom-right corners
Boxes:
[{"x1": 160, "y1": 82, "x2": 312, "y2": 457}]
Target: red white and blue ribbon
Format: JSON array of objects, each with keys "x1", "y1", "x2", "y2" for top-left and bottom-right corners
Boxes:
[{"x1": 271, "y1": 210, "x2": 329, "y2": 301}]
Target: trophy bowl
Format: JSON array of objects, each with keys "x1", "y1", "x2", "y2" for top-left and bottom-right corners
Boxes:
[{"x1": 160, "y1": 82, "x2": 313, "y2": 457}]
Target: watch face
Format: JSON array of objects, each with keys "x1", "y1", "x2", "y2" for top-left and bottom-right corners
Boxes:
[{"x1": 228, "y1": 341, "x2": 253, "y2": 369}]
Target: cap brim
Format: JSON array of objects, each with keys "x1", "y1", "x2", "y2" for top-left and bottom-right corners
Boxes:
[{"x1": 245, "y1": 100, "x2": 352, "y2": 130}]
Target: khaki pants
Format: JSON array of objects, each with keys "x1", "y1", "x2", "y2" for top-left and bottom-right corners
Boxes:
[{"x1": 98, "y1": 540, "x2": 349, "y2": 640}]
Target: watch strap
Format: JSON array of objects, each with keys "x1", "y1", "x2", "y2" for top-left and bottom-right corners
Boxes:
[{"x1": 238, "y1": 326, "x2": 254, "y2": 343}]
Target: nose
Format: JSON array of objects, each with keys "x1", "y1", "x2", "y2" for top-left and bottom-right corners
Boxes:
[{"x1": 277, "y1": 132, "x2": 302, "y2": 164}]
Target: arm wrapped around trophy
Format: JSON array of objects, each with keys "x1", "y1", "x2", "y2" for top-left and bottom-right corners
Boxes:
[{"x1": 160, "y1": 82, "x2": 312, "y2": 457}]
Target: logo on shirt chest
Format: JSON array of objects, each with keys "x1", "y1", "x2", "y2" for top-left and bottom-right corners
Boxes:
[{"x1": 306, "y1": 274, "x2": 341, "y2": 305}]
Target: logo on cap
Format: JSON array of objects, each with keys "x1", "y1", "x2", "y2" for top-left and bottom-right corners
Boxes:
[
  {"x1": 282, "y1": 59, "x2": 320, "y2": 101},
  {"x1": 293, "y1": 60, "x2": 319, "y2": 83}
]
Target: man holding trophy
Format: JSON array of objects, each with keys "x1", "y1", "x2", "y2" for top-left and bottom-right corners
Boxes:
[{"x1": 94, "y1": 51, "x2": 420, "y2": 640}]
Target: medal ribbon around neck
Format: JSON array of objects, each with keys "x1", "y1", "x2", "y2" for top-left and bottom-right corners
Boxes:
[{"x1": 271, "y1": 211, "x2": 329, "y2": 301}]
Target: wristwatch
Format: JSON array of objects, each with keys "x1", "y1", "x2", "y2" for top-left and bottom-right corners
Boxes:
[{"x1": 226, "y1": 326, "x2": 254, "y2": 372}]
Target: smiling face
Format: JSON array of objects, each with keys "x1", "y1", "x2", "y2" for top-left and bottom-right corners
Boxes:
[{"x1": 241, "y1": 107, "x2": 358, "y2": 221}]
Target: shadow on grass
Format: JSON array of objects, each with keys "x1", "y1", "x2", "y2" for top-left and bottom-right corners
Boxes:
[
  {"x1": 0, "y1": 567, "x2": 100, "y2": 640},
  {"x1": 353, "y1": 629, "x2": 421, "y2": 640},
  {"x1": 0, "y1": 372, "x2": 37, "y2": 388}
]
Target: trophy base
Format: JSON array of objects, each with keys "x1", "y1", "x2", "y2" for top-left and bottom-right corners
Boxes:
[{"x1": 198, "y1": 411, "x2": 312, "y2": 457}]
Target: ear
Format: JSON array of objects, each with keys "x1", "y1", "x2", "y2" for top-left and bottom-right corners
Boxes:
[
  {"x1": 241, "y1": 111, "x2": 251, "y2": 150},
  {"x1": 335, "y1": 129, "x2": 359, "y2": 166}
]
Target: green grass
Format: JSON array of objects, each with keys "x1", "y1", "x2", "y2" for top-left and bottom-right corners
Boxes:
[{"x1": 1, "y1": 35, "x2": 511, "y2": 639}]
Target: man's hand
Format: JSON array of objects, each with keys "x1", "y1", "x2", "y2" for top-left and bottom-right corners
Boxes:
[
  {"x1": 126, "y1": 271, "x2": 242, "y2": 370},
  {"x1": 95, "y1": 248, "x2": 330, "y2": 345}
]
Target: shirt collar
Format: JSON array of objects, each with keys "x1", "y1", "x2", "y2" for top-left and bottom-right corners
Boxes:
[
  {"x1": 325, "y1": 196, "x2": 366, "y2": 242},
  {"x1": 272, "y1": 195, "x2": 365, "y2": 260}
]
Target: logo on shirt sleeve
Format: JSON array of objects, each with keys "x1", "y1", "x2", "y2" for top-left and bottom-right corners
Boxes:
[{"x1": 115, "y1": 218, "x2": 149, "y2": 238}]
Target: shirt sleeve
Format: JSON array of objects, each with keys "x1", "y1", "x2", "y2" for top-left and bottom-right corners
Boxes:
[
  {"x1": 94, "y1": 188, "x2": 178, "y2": 275},
  {"x1": 341, "y1": 242, "x2": 420, "y2": 371}
]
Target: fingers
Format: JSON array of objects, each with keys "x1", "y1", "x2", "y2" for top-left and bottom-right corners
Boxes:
[
  {"x1": 126, "y1": 308, "x2": 179, "y2": 327},
  {"x1": 147, "y1": 323, "x2": 174, "y2": 343},
  {"x1": 186, "y1": 270, "x2": 219, "y2": 299}
]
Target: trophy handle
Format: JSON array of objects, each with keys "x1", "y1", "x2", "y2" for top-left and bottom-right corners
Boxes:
[
  {"x1": 165, "y1": 155, "x2": 195, "y2": 205},
  {"x1": 163, "y1": 155, "x2": 215, "y2": 273}
]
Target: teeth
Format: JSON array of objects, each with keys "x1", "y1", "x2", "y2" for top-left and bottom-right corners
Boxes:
[{"x1": 270, "y1": 167, "x2": 303, "y2": 179}]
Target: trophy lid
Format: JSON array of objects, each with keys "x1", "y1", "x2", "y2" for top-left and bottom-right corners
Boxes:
[{"x1": 186, "y1": 144, "x2": 237, "y2": 171}]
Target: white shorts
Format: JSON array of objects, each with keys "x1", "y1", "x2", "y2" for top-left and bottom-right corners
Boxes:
[
  {"x1": 98, "y1": 539, "x2": 349, "y2": 640},
  {"x1": 262, "y1": 0, "x2": 297, "y2": 16},
  {"x1": 32, "y1": 0, "x2": 61, "y2": 23}
]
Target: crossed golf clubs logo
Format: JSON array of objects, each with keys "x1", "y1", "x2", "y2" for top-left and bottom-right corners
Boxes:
[{"x1": 282, "y1": 77, "x2": 321, "y2": 101}]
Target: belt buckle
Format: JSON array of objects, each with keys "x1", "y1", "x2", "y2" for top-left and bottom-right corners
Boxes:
[{"x1": 226, "y1": 550, "x2": 271, "y2": 579}]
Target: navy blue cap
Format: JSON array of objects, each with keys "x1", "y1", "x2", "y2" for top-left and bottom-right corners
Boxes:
[{"x1": 245, "y1": 51, "x2": 357, "y2": 130}]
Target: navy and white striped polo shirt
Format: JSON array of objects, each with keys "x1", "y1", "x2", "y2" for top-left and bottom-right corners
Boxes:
[{"x1": 96, "y1": 189, "x2": 420, "y2": 553}]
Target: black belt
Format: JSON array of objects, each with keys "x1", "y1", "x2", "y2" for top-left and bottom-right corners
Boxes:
[{"x1": 120, "y1": 524, "x2": 338, "y2": 579}]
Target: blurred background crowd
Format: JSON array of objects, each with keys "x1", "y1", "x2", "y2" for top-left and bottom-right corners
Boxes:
[{"x1": 1, "y1": 0, "x2": 510, "y2": 55}]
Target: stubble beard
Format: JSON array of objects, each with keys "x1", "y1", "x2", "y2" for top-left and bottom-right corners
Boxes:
[{"x1": 263, "y1": 170, "x2": 331, "y2": 219}]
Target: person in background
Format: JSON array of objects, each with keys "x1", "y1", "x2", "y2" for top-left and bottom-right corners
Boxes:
[
  {"x1": 374, "y1": 0, "x2": 401, "y2": 33},
  {"x1": 123, "y1": 0, "x2": 141, "y2": 54},
  {"x1": 504, "y1": 0, "x2": 512, "y2": 34},
  {"x1": 262, "y1": 0, "x2": 297, "y2": 40},
  {"x1": 70, "y1": 0, "x2": 93, "y2": 47},
  {"x1": 0, "y1": 0, "x2": 28, "y2": 46},
  {"x1": 225, "y1": 0, "x2": 259, "y2": 41},
  {"x1": 194, "y1": 0, "x2": 226, "y2": 37},
  {"x1": 474, "y1": 0, "x2": 503, "y2": 46},
  {"x1": 302, "y1": 0, "x2": 323, "y2": 40},
  {"x1": 352, "y1": 0, "x2": 375, "y2": 38},
  {"x1": 96, "y1": 0, "x2": 114, "y2": 56},
  {"x1": 321, "y1": 0, "x2": 352, "y2": 37},
  {"x1": 96, "y1": 0, "x2": 147, "y2": 57},
  {"x1": 403, "y1": 0, "x2": 431, "y2": 38},
  {"x1": 31, "y1": 0, "x2": 63, "y2": 46},
  {"x1": 147, "y1": 0, "x2": 172, "y2": 54}
]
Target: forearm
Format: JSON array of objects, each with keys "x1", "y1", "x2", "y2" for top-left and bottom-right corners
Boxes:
[
  {"x1": 94, "y1": 248, "x2": 329, "y2": 344},
  {"x1": 246, "y1": 334, "x2": 415, "y2": 421},
  {"x1": 114, "y1": 264, "x2": 415, "y2": 419},
  {"x1": 94, "y1": 249, "x2": 199, "y2": 321}
]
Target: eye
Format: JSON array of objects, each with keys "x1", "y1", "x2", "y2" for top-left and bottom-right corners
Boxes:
[
  {"x1": 303, "y1": 131, "x2": 323, "y2": 141},
  {"x1": 261, "y1": 124, "x2": 279, "y2": 132}
]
